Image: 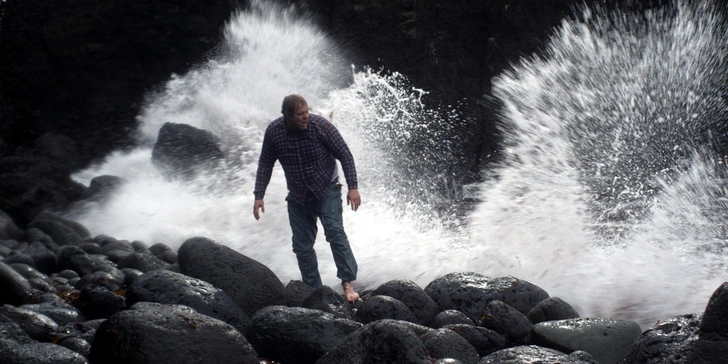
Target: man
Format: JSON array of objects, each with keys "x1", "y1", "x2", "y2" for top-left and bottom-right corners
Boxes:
[{"x1": 253, "y1": 94, "x2": 361, "y2": 302}]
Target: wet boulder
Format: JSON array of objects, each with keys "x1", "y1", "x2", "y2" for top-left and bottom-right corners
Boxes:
[
  {"x1": 527, "y1": 296, "x2": 580, "y2": 324},
  {"x1": 0, "y1": 313, "x2": 34, "y2": 352},
  {"x1": 75, "y1": 286, "x2": 126, "y2": 320},
  {"x1": 152, "y1": 122, "x2": 224, "y2": 179},
  {"x1": 0, "y1": 209, "x2": 21, "y2": 241},
  {"x1": 78, "y1": 175, "x2": 126, "y2": 202},
  {"x1": 370, "y1": 279, "x2": 439, "y2": 326},
  {"x1": 302, "y1": 285, "x2": 355, "y2": 320},
  {"x1": 117, "y1": 252, "x2": 169, "y2": 272},
  {"x1": 248, "y1": 305, "x2": 361, "y2": 364},
  {"x1": 0, "y1": 304, "x2": 59, "y2": 341},
  {"x1": 0, "y1": 342, "x2": 88, "y2": 364},
  {"x1": 434, "y1": 310, "x2": 476, "y2": 327},
  {"x1": 178, "y1": 237, "x2": 285, "y2": 316},
  {"x1": 425, "y1": 272, "x2": 549, "y2": 320},
  {"x1": 27, "y1": 212, "x2": 90, "y2": 246},
  {"x1": 0, "y1": 261, "x2": 33, "y2": 305},
  {"x1": 421, "y1": 328, "x2": 480, "y2": 364},
  {"x1": 531, "y1": 317, "x2": 642, "y2": 364},
  {"x1": 20, "y1": 301, "x2": 84, "y2": 325},
  {"x1": 446, "y1": 324, "x2": 509, "y2": 357},
  {"x1": 479, "y1": 345, "x2": 599, "y2": 363},
  {"x1": 624, "y1": 313, "x2": 701, "y2": 364},
  {"x1": 58, "y1": 336, "x2": 92, "y2": 358},
  {"x1": 90, "y1": 302, "x2": 258, "y2": 364},
  {"x1": 22, "y1": 241, "x2": 58, "y2": 274},
  {"x1": 355, "y1": 295, "x2": 418, "y2": 324},
  {"x1": 148, "y1": 242, "x2": 177, "y2": 264},
  {"x1": 478, "y1": 300, "x2": 532, "y2": 342},
  {"x1": 286, "y1": 279, "x2": 316, "y2": 307},
  {"x1": 127, "y1": 269, "x2": 250, "y2": 334},
  {"x1": 315, "y1": 319, "x2": 433, "y2": 364}
]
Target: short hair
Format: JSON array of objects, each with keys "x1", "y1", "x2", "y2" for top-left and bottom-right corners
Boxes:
[{"x1": 281, "y1": 94, "x2": 308, "y2": 115}]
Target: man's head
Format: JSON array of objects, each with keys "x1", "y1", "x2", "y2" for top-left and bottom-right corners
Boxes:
[{"x1": 282, "y1": 94, "x2": 309, "y2": 130}]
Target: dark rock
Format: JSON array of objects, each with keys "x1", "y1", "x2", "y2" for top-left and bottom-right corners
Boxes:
[
  {"x1": 21, "y1": 301, "x2": 84, "y2": 325},
  {"x1": 152, "y1": 122, "x2": 224, "y2": 179},
  {"x1": 35, "y1": 292, "x2": 66, "y2": 305},
  {"x1": 700, "y1": 281, "x2": 728, "y2": 335},
  {"x1": 77, "y1": 243, "x2": 101, "y2": 255},
  {"x1": 478, "y1": 300, "x2": 532, "y2": 342},
  {"x1": 302, "y1": 285, "x2": 356, "y2": 320},
  {"x1": 0, "y1": 313, "x2": 34, "y2": 352},
  {"x1": 247, "y1": 305, "x2": 361, "y2": 364},
  {"x1": 0, "y1": 209, "x2": 21, "y2": 241},
  {"x1": 531, "y1": 317, "x2": 642, "y2": 364},
  {"x1": 130, "y1": 240, "x2": 149, "y2": 253},
  {"x1": 56, "y1": 246, "x2": 98, "y2": 277},
  {"x1": 22, "y1": 228, "x2": 54, "y2": 247},
  {"x1": 286, "y1": 279, "x2": 316, "y2": 307},
  {"x1": 58, "y1": 269, "x2": 80, "y2": 280},
  {"x1": 58, "y1": 337, "x2": 92, "y2": 358},
  {"x1": 0, "y1": 261, "x2": 33, "y2": 305},
  {"x1": 90, "y1": 302, "x2": 258, "y2": 364},
  {"x1": 0, "y1": 244, "x2": 12, "y2": 257},
  {"x1": 117, "y1": 252, "x2": 169, "y2": 272},
  {"x1": 78, "y1": 175, "x2": 126, "y2": 202},
  {"x1": 28, "y1": 277, "x2": 57, "y2": 293},
  {"x1": 0, "y1": 304, "x2": 59, "y2": 341},
  {"x1": 9, "y1": 262, "x2": 47, "y2": 280},
  {"x1": 3, "y1": 253, "x2": 36, "y2": 268},
  {"x1": 127, "y1": 269, "x2": 251, "y2": 334},
  {"x1": 0, "y1": 342, "x2": 88, "y2": 364},
  {"x1": 99, "y1": 239, "x2": 134, "y2": 255},
  {"x1": 57, "y1": 320, "x2": 103, "y2": 342},
  {"x1": 315, "y1": 319, "x2": 432, "y2": 364},
  {"x1": 435, "y1": 309, "x2": 476, "y2": 327},
  {"x1": 425, "y1": 272, "x2": 549, "y2": 320},
  {"x1": 28, "y1": 212, "x2": 91, "y2": 246},
  {"x1": 76, "y1": 286, "x2": 126, "y2": 320},
  {"x1": 527, "y1": 296, "x2": 580, "y2": 324},
  {"x1": 421, "y1": 328, "x2": 480, "y2": 364},
  {"x1": 23, "y1": 241, "x2": 57, "y2": 274},
  {"x1": 623, "y1": 315, "x2": 702, "y2": 364},
  {"x1": 178, "y1": 237, "x2": 285, "y2": 316},
  {"x1": 479, "y1": 345, "x2": 599, "y2": 363},
  {"x1": 15, "y1": 133, "x2": 81, "y2": 167},
  {"x1": 121, "y1": 268, "x2": 144, "y2": 287},
  {"x1": 370, "y1": 279, "x2": 439, "y2": 326},
  {"x1": 74, "y1": 271, "x2": 124, "y2": 291},
  {"x1": 149, "y1": 242, "x2": 177, "y2": 264},
  {"x1": 356, "y1": 295, "x2": 418, "y2": 324},
  {"x1": 446, "y1": 324, "x2": 509, "y2": 356}
]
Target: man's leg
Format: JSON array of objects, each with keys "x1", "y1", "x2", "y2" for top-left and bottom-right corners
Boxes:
[
  {"x1": 287, "y1": 195, "x2": 322, "y2": 288},
  {"x1": 318, "y1": 182, "x2": 359, "y2": 301}
]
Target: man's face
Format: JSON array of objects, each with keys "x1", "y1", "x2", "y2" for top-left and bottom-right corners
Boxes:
[{"x1": 286, "y1": 103, "x2": 310, "y2": 130}]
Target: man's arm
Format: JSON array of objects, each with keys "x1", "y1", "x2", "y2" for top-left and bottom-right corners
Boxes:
[
  {"x1": 253, "y1": 126, "x2": 277, "y2": 219},
  {"x1": 319, "y1": 118, "x2": 360, "y2": 211}
]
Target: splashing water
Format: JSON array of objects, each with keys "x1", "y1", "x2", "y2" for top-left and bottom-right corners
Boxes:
[{"x1": 69, "y1": 0, "x2": 728, "y2": 327}]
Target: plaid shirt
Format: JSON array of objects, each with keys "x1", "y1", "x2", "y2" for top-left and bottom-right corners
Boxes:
[{"x1": 254, "y1": 114, "x2": 358, "y2": 205}]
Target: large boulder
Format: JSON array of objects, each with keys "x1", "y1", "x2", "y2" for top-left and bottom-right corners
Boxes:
[
  {"x1": 0, "y1": 313, "x2": 34, "y2": 352},
  {"x1": 0, "y1": 304, "x2": 60, "y2": 341},
  {"x1": 301, "y1": 285, "x2": 355, "y2": 320},
  {"x1": 370, "y1": 279, "x2": 439, "y2": 326},
  {"x1": 151, "y1": 123, "x2": 224, "y2": 179},
  {"x1": 624, "y1": 313, "x2": 701, "y2": 364},
  {"x1": 424, "y1": 272, "x2": 549, "y2": 320},
  {"x1": 355, "y1": 295, "x2": 418, "y2": 324},
  {"x1": 178, "y1": 237, "x2": 285, "y2": 316},
  {"x1": 531, "y1": 317, "x2": 642, "y2": 364},
  {"x1": 0, "y1": 342, "x2": 88, "y2": 364},
  {"x1": 421, "y1": 328, "x2": 480, "y2": 364},
  {"x1": 89, "y1": 302, "x2": 258, "y2": 364},
  {"x1": 247, "y1": 305, "x2": 362, "y2": 364},
  {"x1": 479, "y1": 345, "x2": 599, "y2": 363},
  {"x1": 315, "y1": 319, "x2": 434, "y2": 364},
  {"x1": 127, "y1": 269, "x2": 250, "y2": 333},
  {"x1": 527, "y1": 296, "x2": 580, "y2": 324},
  {"x1": 0, "y1": 261, "x2": 33, "y2": 305}
]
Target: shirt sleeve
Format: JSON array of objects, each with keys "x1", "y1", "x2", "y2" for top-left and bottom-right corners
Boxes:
[
  {"x1": 320, "y1": 119, "x2": 358, "y2": 190},
  {"x1": 253, "y1": 124, "x2": 278, "y2": 200}
]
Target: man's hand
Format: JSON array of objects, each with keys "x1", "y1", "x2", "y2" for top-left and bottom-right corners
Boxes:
[
  {"x1": 253, "y1": 199, "x2": 265, "y2": 220},
  {"x1": 347, "y1": 189, "x2": 361, "y2": 211}
]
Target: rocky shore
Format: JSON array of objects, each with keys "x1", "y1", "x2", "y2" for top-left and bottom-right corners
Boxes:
[{"x1": 1, "y1": 195, "x2": 728, "y2": 363}]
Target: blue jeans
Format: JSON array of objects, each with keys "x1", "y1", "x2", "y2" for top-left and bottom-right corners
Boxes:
[{"x1": 287, "y1": 181, "x2": 358, "y2": 288}]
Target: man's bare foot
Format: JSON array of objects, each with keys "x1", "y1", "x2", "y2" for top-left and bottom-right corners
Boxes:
[{"x1": 342, "y1": 280, "x2": 360, "y2": 303}]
